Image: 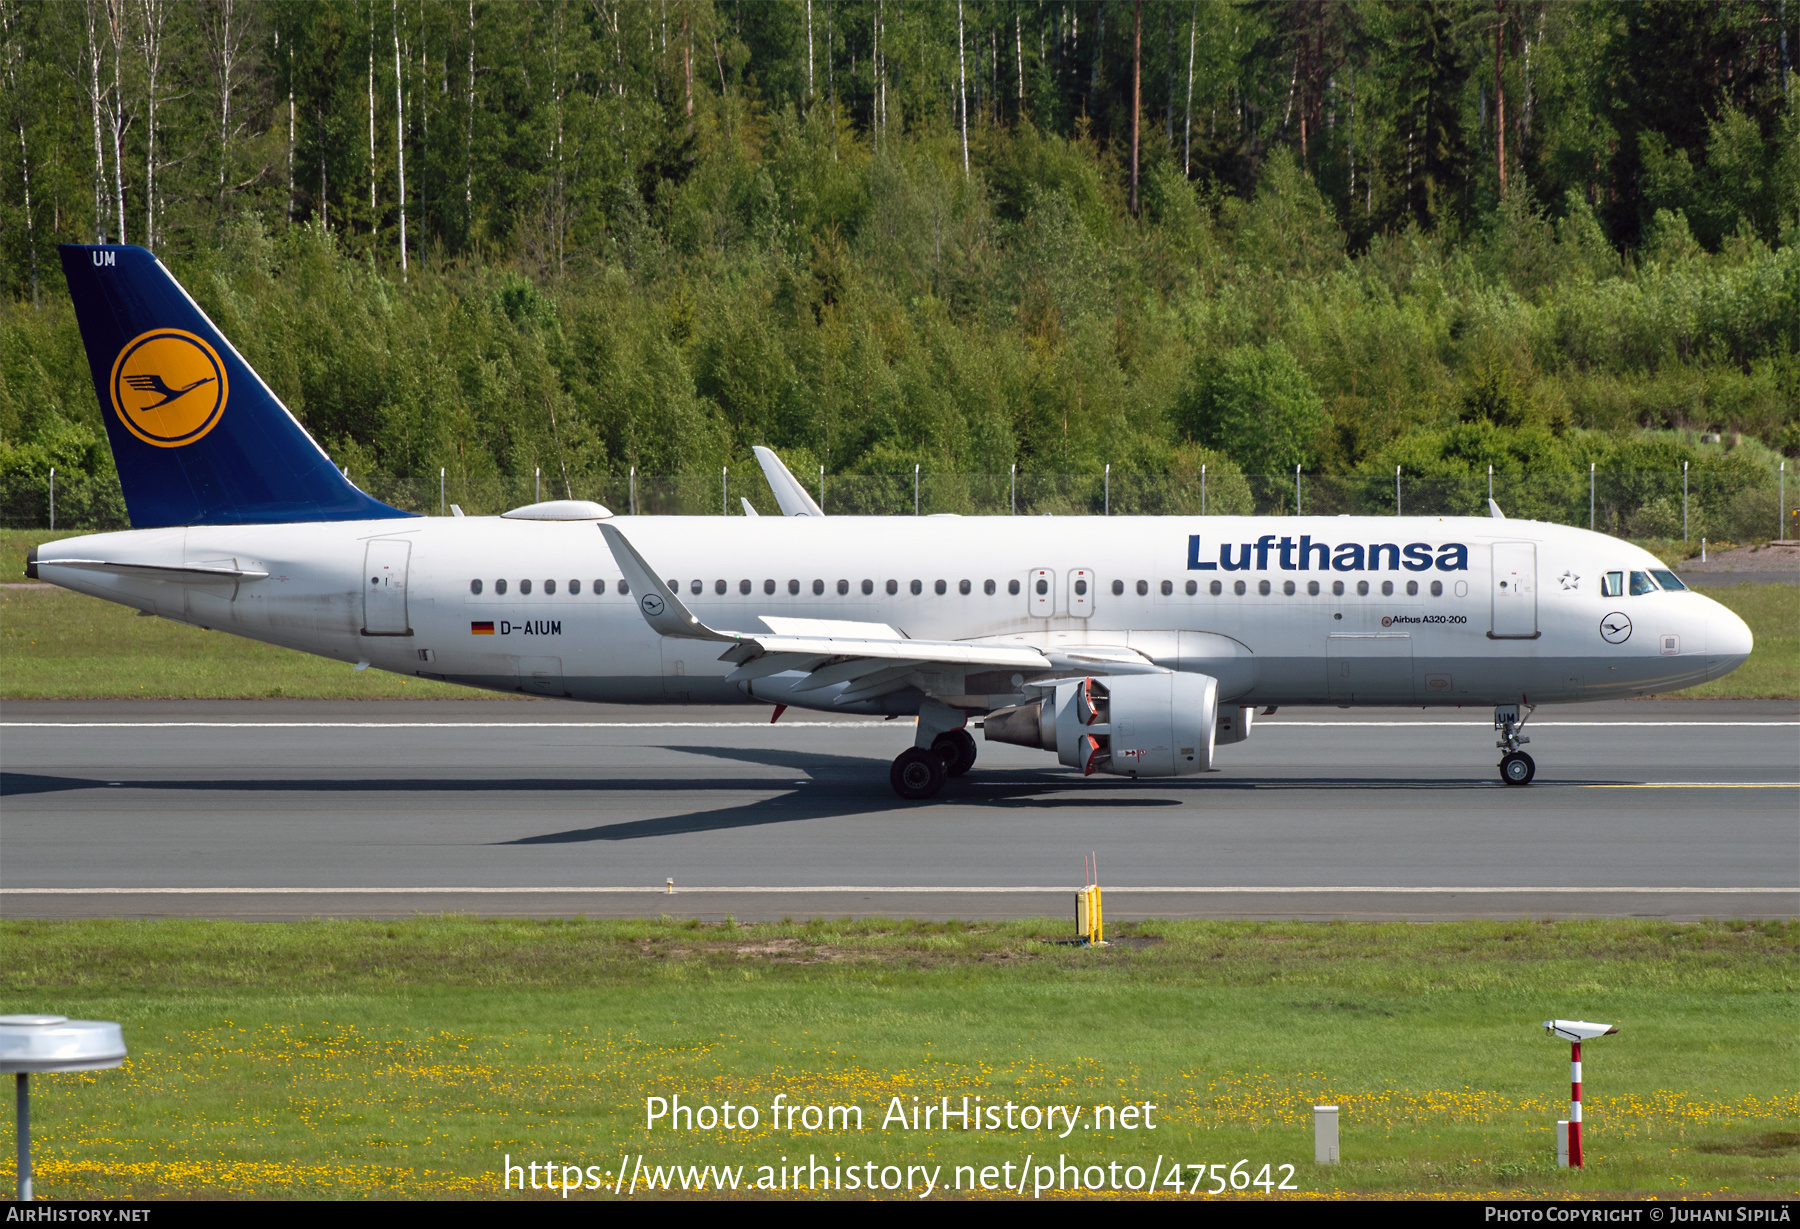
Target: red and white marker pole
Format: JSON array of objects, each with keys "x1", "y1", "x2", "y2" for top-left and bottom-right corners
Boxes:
[
  {"x1": 1544, "y1": 1019, "x2": 1616, "y2": 1170},
  {"x1": 1568, "y1": 1040, "x2": 1583, "y2": 1168}
]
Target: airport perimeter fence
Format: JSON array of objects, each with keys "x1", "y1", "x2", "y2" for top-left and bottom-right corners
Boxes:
[
  {"x1": 6, "y1": 466, "x2": 1795, "y2": 544},
  {"x1": 595, "y1": 466, "x2": 1795, "y2": 546}
]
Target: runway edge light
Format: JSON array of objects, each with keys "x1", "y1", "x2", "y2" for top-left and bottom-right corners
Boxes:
[
  {"x1": 1543, "y1": 1019, "x2": 1618, "y2": 1169},
  {"x1": 1, "y1": 1014, "x2": 128, "y2": 1200}
]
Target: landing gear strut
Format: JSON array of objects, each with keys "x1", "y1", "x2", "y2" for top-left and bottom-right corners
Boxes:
[
  {"x1": 1496, "y1": 703, "x2": 1537, "y2": 786},
  {"x1": 933, "y1": 729, "x2": 978, "y2": 777}
]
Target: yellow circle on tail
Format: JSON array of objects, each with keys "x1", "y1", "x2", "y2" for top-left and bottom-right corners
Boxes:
[{"x1": 109, "y1": 329, "x2": 228, "y2": 447}]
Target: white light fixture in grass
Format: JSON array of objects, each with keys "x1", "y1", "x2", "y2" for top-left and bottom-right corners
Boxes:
[{"x1": 1, "y1": 1015, "x2": 127, "y2": 1200}]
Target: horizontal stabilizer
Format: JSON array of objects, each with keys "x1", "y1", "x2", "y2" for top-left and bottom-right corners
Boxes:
[{"x1": 35, "y1": 558, "x2": 269, "y2": 583}]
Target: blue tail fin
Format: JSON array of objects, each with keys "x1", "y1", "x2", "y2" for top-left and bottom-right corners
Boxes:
[{"x1": 58, "y1": 244, "x2": 413, "y2": 527}]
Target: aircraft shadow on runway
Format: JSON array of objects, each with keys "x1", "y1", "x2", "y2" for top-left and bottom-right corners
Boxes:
[{"x1": 2, "y1": 742, "x2": 1545, "y2": 847}]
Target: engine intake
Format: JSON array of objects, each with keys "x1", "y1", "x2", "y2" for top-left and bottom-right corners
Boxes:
[{"x1": 983, "y1": 672, "x2": 1219, "y2": 777}]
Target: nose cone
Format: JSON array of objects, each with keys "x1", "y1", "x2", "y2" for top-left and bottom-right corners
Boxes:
[{"x1": 1706, "y1": 599, "x2": 1754, "y2": 677}]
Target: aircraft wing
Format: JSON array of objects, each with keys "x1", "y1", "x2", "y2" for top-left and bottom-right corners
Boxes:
[{"x1": 598, "y1": 524, "x2": 1054, "y2": 698}]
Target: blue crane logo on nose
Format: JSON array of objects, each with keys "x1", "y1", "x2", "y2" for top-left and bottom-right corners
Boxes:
[
  {"x1": 1599, "y1": 613, "x2": 1632, "y2": 644},
  {"x1": 641, "y1": 594, "x2": 665, "y2": 617}
]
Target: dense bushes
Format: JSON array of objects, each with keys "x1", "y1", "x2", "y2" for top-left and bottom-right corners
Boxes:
[{"x1": 1, "y1": 121, "x2": 1794, "y2": 530}]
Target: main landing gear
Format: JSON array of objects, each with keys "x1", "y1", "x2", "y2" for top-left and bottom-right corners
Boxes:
[
  {"x1": 890, "y1": 699, "x2": 976, "y2": 800},
  {"x1": 934, "y1": 729, "x2": 978, "y2": 777},
  {"x1": 890, "y1": 748, "x2": 946, "y2": 799},
  {"x1": 1495, "y1": 703, "x2": 1537, "y2": 786}
]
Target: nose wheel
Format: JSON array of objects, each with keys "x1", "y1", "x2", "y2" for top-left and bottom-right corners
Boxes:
[
  {"x1": 1500, "y1": 751, "x2": 1536, "y2": 785},
  {"x1": 1495, "y1": 702, "x2": 1538, "y2": 786}
]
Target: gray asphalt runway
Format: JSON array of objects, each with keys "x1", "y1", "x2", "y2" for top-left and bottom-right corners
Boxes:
[{"x1": 3, "y1": 699, "x2": 1795, "y2": 921}]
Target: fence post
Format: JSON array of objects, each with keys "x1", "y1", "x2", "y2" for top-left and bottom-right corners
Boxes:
[
  {"x1": 1683, "y1": 461, "x2": 1689, "y2": 542},
  {"x1": 1200, "y1": 464, "x2": 1206, "y2": 516},
  {"x1": 1590, "y1": 463, "x2": 1595, "y2": 531},
  {"x1": 914, "y1": 464, "x2": 920, "y2": 516},
  {"x1": 819, "y1": 465, "x2": 825, "y2": 513},
  {"x1": 722, "y1": 467, "x2": 728, "y2": 516},
  {"x1": 1010, "y1": 463, "x2": 1016, "y2": 515},
  {"x1": 1105, "y1": 464, "x2": 1110, "y2": 516},
  {"x1": 1781, "y1": 461, "x2": 1786, "y2": 540},
  {"x1": 629, "y1": 466, "x2": 637, "y2": 515},
  {"x1": 440, "y1": 468, "x2": 445, "y2": 515},
  {"x1": 1488, "y1": 464, "x2": 1493, "y2": 508},
  {"x1": 1395, "y1": 465, "x2": 1401, "y2": 516},
  {"x1": 1295, "y1": 464, "x2": 1302, "y2": 515},
  {"x1": 47, "y1": 468, "x2": 54, "y2": 531},
  {"x1": 535, "y1": 467, "x2": 541, "y2": 503}
]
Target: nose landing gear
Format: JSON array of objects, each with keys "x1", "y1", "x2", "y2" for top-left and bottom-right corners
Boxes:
[{"x1": 1496, "y1": 703, "x2": 1537, "y2": 785}]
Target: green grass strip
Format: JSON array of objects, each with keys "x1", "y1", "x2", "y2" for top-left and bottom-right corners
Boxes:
[{"x1": 4, "y1": 917, "x2": 1795, "y2": 1199}]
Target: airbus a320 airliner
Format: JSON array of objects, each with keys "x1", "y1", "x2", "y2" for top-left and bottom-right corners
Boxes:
[{"x1": 28, "y1": 244, "x2": 1753, "y2": 798}]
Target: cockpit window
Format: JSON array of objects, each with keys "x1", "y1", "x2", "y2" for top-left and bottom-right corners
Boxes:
[
  {"x1": 1601, "y1": 571, "x2": 1624, "y2": 598},
  {"x1": 1649, "y1": 570, "x2": 1687, "y2": 591},
  {"x1": 1628, "y1": 570, "x2": 1658, "y2": 596}
]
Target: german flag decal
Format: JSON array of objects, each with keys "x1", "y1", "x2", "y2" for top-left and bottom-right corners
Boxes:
[{"x1": 470, "y1": 621, "x2": 495, "y2": 635}]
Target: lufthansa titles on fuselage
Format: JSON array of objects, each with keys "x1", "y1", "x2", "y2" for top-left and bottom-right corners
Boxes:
[{"x1": 1187, "y1": 534, "x2": 1470, "y2": 573}]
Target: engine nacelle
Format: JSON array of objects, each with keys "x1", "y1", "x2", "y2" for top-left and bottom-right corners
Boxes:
[{"x1": 983, "y1": 672, "x2": 1218, "y2": 778}]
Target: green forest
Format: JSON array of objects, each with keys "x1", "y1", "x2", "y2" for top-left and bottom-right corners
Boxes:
[{"x1": 1, "y1": 0, "x2": 1796, "y2": 535}]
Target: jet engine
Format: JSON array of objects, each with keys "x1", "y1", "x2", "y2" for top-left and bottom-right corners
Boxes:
[{"x1": 983, "y1": 672, "x2": 1218, "y2": 777}]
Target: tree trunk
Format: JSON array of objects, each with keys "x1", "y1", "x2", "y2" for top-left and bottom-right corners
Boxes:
[
  {"x1": 86, "y1": 0, "x2": 106, "y2": 241},
  {"x1": 105, "y1": 0, "x2": 126, "y2": 244},
  {"x1": 139, "y1": 0, "x2": 168, "y2": 250},
  {"x1": 369, "y1": 4, "x2": 377, "y2": 224},
  {"x1": 958, "y1": 0, "x2": 968, "y2": 177},
  {"x1": 1015, "y1": 11, "x2": 1023, "y2": 104},
  {"x1": 4, "y1": 2, "x2": 38, "y2": 303},
  {"x1": 1130, "y1": 0, "x2": 1140, "y2": 215},
  {"x1": 394, "y1": 0, "x2": 407, "y2": 277},
  {"x1": 1184, "y1": 3, "x2": 1195, "y2": 176},
  {"x1": 465, "y1": 0, "x2": 474, "y2": 224},
  {"x1": 286, "y1": 25, "x2": 294, "y2": 225},
  {"x1": 1494, "y1": 1, "x2": 1507, "y2": 199}
]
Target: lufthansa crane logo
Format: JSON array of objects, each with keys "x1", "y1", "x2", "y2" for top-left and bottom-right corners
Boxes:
[
  {"x1": 108, "y1": 329, "x2": 228, "y2": 448},
  {"x1": 1599, "y1": 612, "x2": 1632, "y2": 644},
  {"x1": 640, "y1": 593, "x2": 665, "y2": 617}
]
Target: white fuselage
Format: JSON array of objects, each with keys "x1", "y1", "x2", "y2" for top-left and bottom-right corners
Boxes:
[{"x1": 34, "y1": 514, "x2": 1753, "y2": 712}]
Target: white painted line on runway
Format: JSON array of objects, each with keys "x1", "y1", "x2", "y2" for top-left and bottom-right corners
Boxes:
[
  {"x1": 4, "y1": 886, "x2": 1791, "y2": 896},
  {"x1": 3, "y1": 719, "x2": 1794, "y2": 730},
  {"x1": 1262, "y1": 721, "x2": 1800, "y2": 727},
  {"x1": 0, "y1": 721, "x2": 890, "y2": 729},
  {"x1": 1582, "y1": 782, "x2": 1799, "y2": 789}
]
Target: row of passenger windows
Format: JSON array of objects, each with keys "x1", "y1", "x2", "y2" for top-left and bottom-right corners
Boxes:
[{"x1": 469, "y1": 576, "x2": 1445, "y2": 598}]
